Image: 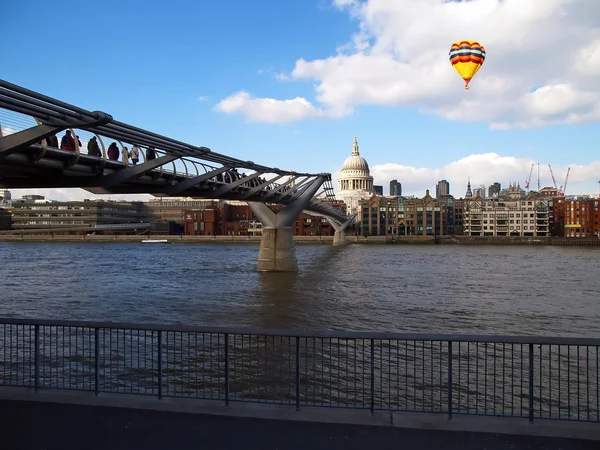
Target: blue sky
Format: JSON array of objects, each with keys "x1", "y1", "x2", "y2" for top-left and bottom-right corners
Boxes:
[{"x1": 1, "y1": 0, "x2": 599, "y2": 199}]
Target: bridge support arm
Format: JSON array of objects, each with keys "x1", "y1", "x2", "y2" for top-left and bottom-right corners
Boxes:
[
  {"x1": 249, "y1": 176, "x2": 326, "y2": 272},
  {"x1": 100, "y1": 154, "x2": 179, "y2": 186},
  {"x1": 327, "y1": 213, "x2": 357, "y2": 246},
  {"x1": 0, "y1": 123, "x2": 64, "y2": 157}
]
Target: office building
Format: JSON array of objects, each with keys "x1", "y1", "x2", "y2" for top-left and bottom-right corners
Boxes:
[
  {"x1": 390, "y1": 180, "x2": 401, "y2": 196},
  {"x1": 436, "y1": 180, "x2": 450, "y2": 198}
]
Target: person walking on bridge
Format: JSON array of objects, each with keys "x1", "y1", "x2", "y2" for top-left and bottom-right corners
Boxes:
[
  {"x1": 60, "y1": 130, "x2": 76, "y2": 151},
  {"x1": 146, "y1": 147, "x2": 156, "y2": 161},
  {"x1": 107, "y1": 142, "x2": 119, "y2": 161},
  {"x1": 130, "y1": 145, "x2": 140, "y2": 165},
  {"x1": 46, "y1": 133, "x2": 59, "y2": 148},
  {"x1": 87, "y1": 136, "x2": 101, "y2": 157},
  {"x1": 121, "y1": 146, "x2": 130, "y2": 165}
]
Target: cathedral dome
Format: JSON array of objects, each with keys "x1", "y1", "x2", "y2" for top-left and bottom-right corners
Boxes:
[
  {"x1": 341, "y1": 135, "x2": 370, "y2": 174},
  {"x1": 341, "y1": 154, "x2": 369, "y2": 172}
]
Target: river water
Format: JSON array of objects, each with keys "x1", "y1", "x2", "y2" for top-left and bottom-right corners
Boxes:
[{"x1": 1, "y1": 242, "x2": 598, "y2": 337}]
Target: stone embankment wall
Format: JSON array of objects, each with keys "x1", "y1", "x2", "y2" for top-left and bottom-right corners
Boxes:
[
  {"x1": 0, "y1": 234, "x2": 597, "y2": 246},
  {"x1": 435, "y1": 235, "x2": 600, "y2": 246}
]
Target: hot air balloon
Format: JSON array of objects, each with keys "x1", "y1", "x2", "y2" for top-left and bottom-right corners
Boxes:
[{"x1": 449, "y1": 40, "x2": 486, "y2": 90}]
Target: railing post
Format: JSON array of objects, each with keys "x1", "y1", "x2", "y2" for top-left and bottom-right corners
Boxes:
[
  {"x1": 224, "y1": 333, "x2": 229, "y2": 406},
  {"x1": 370, "y1": 339, "x2": 375, "y2": 413},
  {"x1": 295, "y1": 337, "x2": 300, "y2": 411},
  {"x1": 529, "y1": 343, "x2": 534, "y2": 423},
  {"x1": 34, "y1": 325, "x2": 39, "y2": 392},
  {"x1": 447, "y1": 340, "x2": 453, "y2": 420},
  {"x1": 94, "y1": 327, "x2": 99, "y2": 396},
  {"x1": 157, "y1": 330, "x2": 163, "y2": 400}
]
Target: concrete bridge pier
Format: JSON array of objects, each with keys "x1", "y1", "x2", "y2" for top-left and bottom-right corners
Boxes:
[
  {"x1": 249, "y1": 177, "x2": 325, "y2": 272},
  {"x1": 328, "y1": 214, "x2": 357, "y2": 246}
]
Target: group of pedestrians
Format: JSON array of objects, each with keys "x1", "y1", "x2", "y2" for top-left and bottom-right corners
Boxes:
[
  {"x1": 45, "y1": 130, "x2": 282, "y2": 191},
  {"x1": 49, "y1": 130, "x2": 149, "y2": 165},
  {"x1": 106, "y1": 142, "x2": 142, "y2": 164}
]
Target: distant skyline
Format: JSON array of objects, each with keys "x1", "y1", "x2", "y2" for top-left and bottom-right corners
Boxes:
[{"x1": 1, "y1": 0, "x2": 599, "y2": 201}]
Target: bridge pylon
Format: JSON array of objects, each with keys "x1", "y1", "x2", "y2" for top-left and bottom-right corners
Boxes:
[
  {"x1": 327, "y1": 213, "x2": 357, "y2": 246},
  {"x1": 249, "y1": 176, "x2": 326, "y2": 272}
]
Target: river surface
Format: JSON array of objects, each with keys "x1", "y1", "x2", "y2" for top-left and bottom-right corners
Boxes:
[{"x1": 0, "y1": 242, "x2": 598, "y2": 337}]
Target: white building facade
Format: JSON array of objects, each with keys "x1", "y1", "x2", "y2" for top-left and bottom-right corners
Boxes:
[
  {"x1": 463, "y1": 193, "x2": 550, "y2": 236},
  {"x1": 337, "y1": 135, "x2": 374, "y2": 218}
]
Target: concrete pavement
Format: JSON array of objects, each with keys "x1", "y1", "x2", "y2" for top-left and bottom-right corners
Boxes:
[{"x1": 1, "y1": 400, "x2": 597, "y2": 450}]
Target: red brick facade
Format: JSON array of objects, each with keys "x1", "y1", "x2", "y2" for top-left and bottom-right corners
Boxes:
[
  {"x1": 553, "y1": 197, "x2": 600, "y2": 238},
  {"x1": 184, "y1": 203, "x2": 334, "y2": 236}
]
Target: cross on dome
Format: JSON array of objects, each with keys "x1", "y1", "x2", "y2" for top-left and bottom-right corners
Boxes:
[{"x1": 352, "y1": 134, "x2": 359, "y2": 156}]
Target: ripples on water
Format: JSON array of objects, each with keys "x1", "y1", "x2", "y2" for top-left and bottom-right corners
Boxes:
[{"x1": 0, "y1": 242, "x2": 599, "y2": 337}]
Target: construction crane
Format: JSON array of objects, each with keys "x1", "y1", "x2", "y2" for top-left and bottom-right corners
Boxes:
[
  {"x1": 524, "y1": 163, "x2": 534, "y2": 191},
  {"x1": 548, "y1": 164, "x2": 558, "y2": 189},
  {"x1": 558, "y1": 167, "x2": 571, "y2": 196},
  {"x1": 537, "y1": 163, "x2": 541, "y2": 191}
]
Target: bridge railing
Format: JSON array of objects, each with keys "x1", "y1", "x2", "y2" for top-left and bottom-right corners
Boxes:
[
  {"x1": 2, "y1": 110, "x2": 316, "y2": 209},
  {"x1": 0, "y1": 318, "x2": 598, "y2": 422}
]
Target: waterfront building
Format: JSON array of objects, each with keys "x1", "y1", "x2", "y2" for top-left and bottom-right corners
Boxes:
[
  {"x1": 145, "y1": 198, "x2": 219, "y2": 224},
  {"x1": 462, "y1": 192, "x2": 550, "y2": 236},
  {"x1": 10, "y1": 200, "x2": 148, "y2": 233},
  {"x1": 183, "y1": 204, "x2": 333, "y2": 237},
  {"x1": 402, "y1": 190, "x2": 446, "y2": 236},
  {"x1": 361, "y1": 190, "x2": 451, "y2": 236},
  {"x1": 183, "y1": 207, "x2": 221, "y2": 235},
  {"x1": 553, "y1": 196, "x2": 600, "y2": 238},
  {"x1": 435, "y1": 180, "x2": 450, "y2": 198},
  {"x1": 0, "y1": 208, "x2": 11, "y2": 230},
  {"x1": 337, "y1": 135, "x2": 374, "y2": 218},
  {"x1": 360, "y1": 195, "x2": 400, "y2": 236},
  {"x1": 452, "y1": 198, "x2": 465, "y2": 235},
  {"x1": 390, "y1": 180, "x2": 401, "y2": 197}
]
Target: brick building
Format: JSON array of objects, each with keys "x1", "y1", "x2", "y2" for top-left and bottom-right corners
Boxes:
[
  {"x1": 361, "y1": 191, "x2": 456, "y2": 236},
  {"x1": 183, "y1": 207, "x2": 221, "y2": 235},
  {"x1": 553, "y1": 197, "x2": 600, "y2": 238},
  {"x1": 184, "y1": 203, "x2": 334, "y2": 237}
]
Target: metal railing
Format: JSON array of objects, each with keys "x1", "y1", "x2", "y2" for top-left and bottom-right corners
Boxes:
[{"x1": 0, "y1": 318, "x2": 598, "y2": 422}]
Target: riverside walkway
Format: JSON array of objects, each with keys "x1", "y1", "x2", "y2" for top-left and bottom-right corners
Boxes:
[
  {"x1": 2, "y1": 400, "x2": 597, "y2": 450},
  {"x1": 0, "y1": 317, "x2": 599, "y2": 448}
]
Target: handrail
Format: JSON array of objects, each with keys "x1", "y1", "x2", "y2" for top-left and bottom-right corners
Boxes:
[{"x1": 0, "y1": 317, "x2": 597, "y2": 346}]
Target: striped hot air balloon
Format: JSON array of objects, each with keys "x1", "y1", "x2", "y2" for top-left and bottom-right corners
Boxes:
[{"x1": 449, "y1": 40, "x2": 486, "y2": 90}]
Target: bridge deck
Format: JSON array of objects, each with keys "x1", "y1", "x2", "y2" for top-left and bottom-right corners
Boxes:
[{"x1": 0, "y1": 79, "x2": 349, "y2": 223}]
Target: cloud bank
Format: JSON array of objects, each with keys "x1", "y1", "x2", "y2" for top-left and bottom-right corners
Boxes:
[{"x1": 216, "y1": 0, "x2": 600, "y2": 128}]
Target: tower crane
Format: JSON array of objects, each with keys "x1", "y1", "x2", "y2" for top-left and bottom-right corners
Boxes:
[
  {"x1": 524, "y1": 163, "x2": 534, "y2": 191},
  {"x1": 558, "y1": 167, "x2": 571, "y2": 196},
  {"x1": 548, "y1": 165, "x2": 558, "y2": 189}
]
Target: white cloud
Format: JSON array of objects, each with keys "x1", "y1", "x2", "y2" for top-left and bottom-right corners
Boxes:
[
  {"x1": 217, "y1": 0, "x2": 600, "y2": 128},
  {"x1": 333, "y1": 153, "x2": 600, "y2": 197},
  {"x1": 214, "y1": 90, "x2": 335, "y2": 124},
  {"x1": 198, "y1": 96, "x2": 208, "y2": 101}
]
